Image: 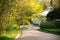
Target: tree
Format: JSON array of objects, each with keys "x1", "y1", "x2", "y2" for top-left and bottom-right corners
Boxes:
[
  {"x1": 0, "y1": 0, "x2": 44, "y2": 34},
  {"x1": 52, "y1": 0, "x2": 60, "y2": 9},
  {"x1": 46, "y1": 9, "x2": 60, "y2": 21},
  {"x1": 46, "y1": 0, "x2": 60, "y2": 21}
]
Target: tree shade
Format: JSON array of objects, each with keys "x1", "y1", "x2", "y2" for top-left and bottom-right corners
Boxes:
[{"x1": 46, "y1": 9, "x2": 60, "y2": 21}]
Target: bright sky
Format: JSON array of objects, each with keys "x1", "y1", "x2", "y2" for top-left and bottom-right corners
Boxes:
[
  {"x1": 41, "y1": 9, "x2": 51, "y2": 16},
  {"x1": 41, "y1": 6, "x2": 52, "y2": 16}
]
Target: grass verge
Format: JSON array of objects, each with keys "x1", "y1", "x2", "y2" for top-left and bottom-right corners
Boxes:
[
  {"x1": 0, "y1": 29, "x2": 20, "y2": 40},
  {"x1": 38, "y1": 28, "x2": 60, "y2": 35}
]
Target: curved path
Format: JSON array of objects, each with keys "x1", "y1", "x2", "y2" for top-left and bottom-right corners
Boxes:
[{"x1": 15, "y1": 25, "x2": 60, "y2": 40}]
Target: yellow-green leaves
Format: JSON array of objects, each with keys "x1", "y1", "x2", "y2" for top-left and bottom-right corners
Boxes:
[
  {"x1": 0, "y1": 0, "x2": 44, "y2": 32},
  {"x1": 19, "y1": 0, "x2": 44, "y2": 13}
]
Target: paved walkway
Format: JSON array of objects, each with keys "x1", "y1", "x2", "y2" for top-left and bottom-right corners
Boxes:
[{"x1": 15, "y1": 25, "x2": 60, "y2": 40}]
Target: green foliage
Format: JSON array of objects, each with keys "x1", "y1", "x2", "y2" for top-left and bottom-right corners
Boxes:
[
  {"x1": 46, "y1": 8, "x2": 60, "y2": 21},
  {"x1": 40, "y1": 21, "x2": 60, "y2": 29},
  {"x1": 39, "y1": 21, "x2": 60, "y2": 33},
  {"x1": 0, "y1": 0, "x2": 44, "y2": 34}
]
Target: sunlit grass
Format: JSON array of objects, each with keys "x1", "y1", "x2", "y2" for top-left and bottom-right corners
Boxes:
[{"x1": 0, "y1": 29, "x2": 20, "y2": 40}]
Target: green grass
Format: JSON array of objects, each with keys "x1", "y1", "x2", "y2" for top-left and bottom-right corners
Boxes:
[
  {"x1": 45, "y1": 28, "x2": 60, "y2": 33},
  {"x1": 38, "y1": 28, "x2": 60, "y2": 35},
  {"x1": 5, "y1": 28, "x2": 20, "y2": 33},
  {"x1": 0, "y1": 28, "x2": 20, "y2": 40}
]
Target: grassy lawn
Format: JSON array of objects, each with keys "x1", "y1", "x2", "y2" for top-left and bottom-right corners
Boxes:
[
  {"x1": 0, "y1": 29, "x2": 20, "y2": 40},
  {"x1": 38, "y1": 28, "x2": 60, "y2": 35},
  {"x1": 44, "y1": 28, "x2": 60, "y2": 33}
]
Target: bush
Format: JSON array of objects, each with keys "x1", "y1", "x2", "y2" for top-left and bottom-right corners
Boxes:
[{"x1": 40, "y1": 21, "x2": 60, "y2": 29}]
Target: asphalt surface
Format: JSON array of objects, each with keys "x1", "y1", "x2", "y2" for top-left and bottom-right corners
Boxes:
[{"x1": 15, "y1": 25, "x2": 60, "y2": 40}]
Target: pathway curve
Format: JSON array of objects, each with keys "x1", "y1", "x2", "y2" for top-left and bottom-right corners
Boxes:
[{"x1": 15, "y1": 25, "x2": 60, "y2": 40}]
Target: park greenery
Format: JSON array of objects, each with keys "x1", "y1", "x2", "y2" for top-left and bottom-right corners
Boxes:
[
  {"x1": 0, "y1": 0, "x2": 44, "y2": 34},
  {"x1": 0, "y1": 0, "x2": 60, "y2": 40},
  {"x1": 0, "y1": 0, "x2": 44, "y2": 40}
]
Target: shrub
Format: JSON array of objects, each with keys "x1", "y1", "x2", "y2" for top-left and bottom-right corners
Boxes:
[{"x1": 40, "y1": 21, "x2": 60, "y2": 29}]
